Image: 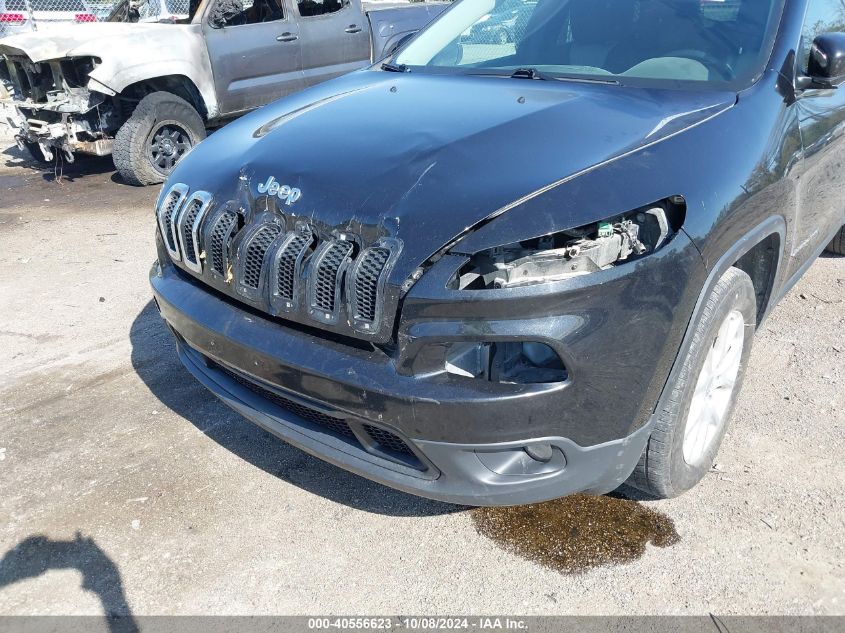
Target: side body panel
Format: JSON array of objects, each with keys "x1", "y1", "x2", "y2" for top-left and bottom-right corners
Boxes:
[
  {"x1": 297, "y1": 0, "x2": 371, "y2": 88},
  {"x1": 202, "y1": 0, "x2": 305, "y2": 116}
]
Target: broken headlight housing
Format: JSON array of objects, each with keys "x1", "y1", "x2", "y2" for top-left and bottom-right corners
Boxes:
[{"x1": 450, "y1": 198, "x2": 685, "y2": 290}]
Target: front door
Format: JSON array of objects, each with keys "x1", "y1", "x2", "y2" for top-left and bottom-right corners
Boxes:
[
  {"x1": 793, "y1": 0, "x2": 845, "y2": 272},
  {"x1": 204, "y1": 0, "x2": 305, "y2": 115},
  {"x1": 294, "y1": 0, "x2": 371, "y2": 87}
]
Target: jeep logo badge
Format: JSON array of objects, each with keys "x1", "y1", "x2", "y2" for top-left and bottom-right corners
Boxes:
[{"x1": 257, "y1": 176, "x2": 302, "y2": 206}]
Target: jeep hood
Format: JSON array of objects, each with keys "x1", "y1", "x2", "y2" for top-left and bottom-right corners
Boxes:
[{"x1": 169, "y1": 71, "x2": 736, "y2": 282}]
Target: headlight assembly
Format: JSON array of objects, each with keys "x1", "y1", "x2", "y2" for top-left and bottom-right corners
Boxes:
[{"x1": 450, "y1": 197, "x2": 685, "y2": 291}]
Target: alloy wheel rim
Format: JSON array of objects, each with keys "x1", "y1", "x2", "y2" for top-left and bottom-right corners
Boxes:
[
  {"x1": 683, "y1": 309, "x2": 745, "y2": 465},
  {"x1": 148, "y1": 123, "x2": 192, "y2": 174}
]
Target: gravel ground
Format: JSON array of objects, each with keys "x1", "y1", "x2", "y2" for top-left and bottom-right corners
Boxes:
[{"x1": 0, "y1": 133, "x2": 843, "y2": 616}]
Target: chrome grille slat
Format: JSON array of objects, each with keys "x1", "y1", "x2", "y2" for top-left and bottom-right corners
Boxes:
[
  {"x1": 156, "y1": 183, "x2": 188, "y2": 261},
  {"x1": 176, "y1": 191, "x2": 213, "y2": 273}
]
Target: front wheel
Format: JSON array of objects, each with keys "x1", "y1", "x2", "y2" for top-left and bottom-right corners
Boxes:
[
  {"x1": 627, "y1": 267, "x2": 757, "y2": 498},
  {"x1": 113, "y1": 91, "x2": 206, "y2": 186},
  {"x1": 826, "y1": 226, "x2": 845, "y2": 255}
]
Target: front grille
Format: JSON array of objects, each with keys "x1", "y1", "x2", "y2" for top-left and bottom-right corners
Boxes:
[
  {"x1": 161, "y1": 184, "x2": 400, "y2": 338},
  {"x1": 242, "y1": 224, "x2": 282, "y2": 290},
  {"x1": 353, "y1": 248, "x2": 390, "y2": 323},
  {"x1": 363, "y1": 424, "x2": 414, "y2": 456},
  {"x1": 215, "y1": 364, "x2": 423, "y2": 469},
  {"x1": 176, "y1": 192, "x2": 213, "y2": 273},
  {"x1": 209, "y1": 210, "x2": 238, "y2": 277},
  {"x1": 220, "y1": 366, "x2": 355, "y2": 438},
  {"x1": 273, "y1": 228, "x2": 313, "y2": 305},
  {"x1": 312, "y1": 241, "x2": 354, "y2": 315},
  {"x1": 156, "y1": 184, "x2": 188, "y2": 260},
  {"x1": 162, "y1": 198, "x2": 179, "y2": 251},
  {"x1": 179, "y1": 201, "x2": 202, "y2": 263}
]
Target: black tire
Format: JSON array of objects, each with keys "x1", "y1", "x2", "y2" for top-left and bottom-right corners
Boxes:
[
  {"x1": 626, "y1": 267, "x2": 757, "y2": 498},
  {"x1": 826, "y1": 225, "x2": 845, "y2": 255},
  {"x1": 113, "y1": 91, "x2": 205, "y2": 186},
  {"x1": 23, "y1": 141, "x2": 52, "y2": 164}
]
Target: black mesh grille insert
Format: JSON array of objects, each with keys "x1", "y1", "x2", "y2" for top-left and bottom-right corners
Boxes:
[
  {"x1": 363, "y1": 424, "x2": 414, "y2": 456},
  {"x1": 314, "y1": 241, "x2": 353, "y2": 313},
  {"x1": 353, "y1": 248, "x2": 390, "y2": 323},
  {"x1": 243, "y1": 224, "x2": 282, "y2": 290},
  {"x1": 210, "y1": 211, "x2": 237, "y2": 276},
  {"x1": 219, "y1": 366, "x2": 355, "y2": 438},
  {"x1": 180, "y1": 200, "x2": 203, "y2": 265},
  {"x1": 161, "y1": 191, "x2": 181, "y2": 252},
  {"x1": 212, "y1": 363, "x2": 424, "y2": 470},
  {"x1": 276, "y1": 231, "x2": 312, "y2": 300}
]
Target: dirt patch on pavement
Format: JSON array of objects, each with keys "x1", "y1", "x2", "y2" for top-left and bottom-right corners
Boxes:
[{"x1": 473, "y1": 494, "x2": 679, "y2": 573}]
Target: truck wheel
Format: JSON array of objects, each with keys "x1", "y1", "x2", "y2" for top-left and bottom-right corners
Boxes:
[
  {"x1": 626, "y1": 267, "x2": 756, "y2": 498},
  {"x1": 113, "y1": 91, "x2": 205, "y2": 186},
  {"x1": 826, "y1": 226, "x2": 845, "y2": 255}
]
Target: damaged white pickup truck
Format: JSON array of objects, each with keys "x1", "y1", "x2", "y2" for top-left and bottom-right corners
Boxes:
[{"x1": 0, "y1": 0, "x2": 447, "y2": 184}]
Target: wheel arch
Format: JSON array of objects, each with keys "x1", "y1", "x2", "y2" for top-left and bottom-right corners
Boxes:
[
  {"x1": 117, "y1": 75, "x2": 211, "y2": 121},
  {"x1": 653, "y1": 215, "x2": 787, "y2": 418}
]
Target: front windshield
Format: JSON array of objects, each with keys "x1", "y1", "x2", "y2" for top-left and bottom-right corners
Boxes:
[{"x1": 395, "y1": 0, "x2": 785, "y2": 89}]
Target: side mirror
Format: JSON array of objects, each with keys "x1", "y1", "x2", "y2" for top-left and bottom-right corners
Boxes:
[{"x1": 799, "y1": 32, "x2": 845, "y2": 90}]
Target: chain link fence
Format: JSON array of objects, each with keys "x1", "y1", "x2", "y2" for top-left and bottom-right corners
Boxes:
[{"x1": 0, "y1": 0, "x2": 190, "y2": 38}]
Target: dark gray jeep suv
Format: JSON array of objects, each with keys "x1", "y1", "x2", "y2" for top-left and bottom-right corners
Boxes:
[{"x1": 150, "y1": 0, "x2": 845, "y2": 505}]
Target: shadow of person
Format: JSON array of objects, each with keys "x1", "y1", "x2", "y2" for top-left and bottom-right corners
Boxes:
[
  {"x1": 130, "y1": 299, "x2": 463, "y2": 518},
  {"x1": 0, "y1": 533, "x2": 138, "y2": 633}
]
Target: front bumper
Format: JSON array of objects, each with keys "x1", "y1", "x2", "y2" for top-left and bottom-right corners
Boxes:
[
  {"x1": 0, "y1": 98, "x2": 113, "y2": 157},
  {"x1": 150, "y1": 229, "x2": 704, "y2": 506}
]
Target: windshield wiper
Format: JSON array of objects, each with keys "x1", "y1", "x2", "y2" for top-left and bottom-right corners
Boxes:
[
  {"x1": 510, "y1": 67, "x2": 553, "y2": 80},
  {"x1": 509, "y1": 68, "x2": 620, "y2": 85},
  {"x1": 551, "y1": 75, "x2": 621, "y2": 85},
  {"x1": 381, "y1": 62, "x2": 409, "y2": 73}
]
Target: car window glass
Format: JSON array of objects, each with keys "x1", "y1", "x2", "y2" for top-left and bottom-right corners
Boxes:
[
  {"x1": 209, "y1": 0, "x2": 284, "y2": 27},
  {"x1": 396, "y1": 0, "x2": 785, "y2": 90},
  {"x1": 800, "y1": 0, "x2": 845, "y2": 71},
  {"x1": 297, "y1": 0, "x2": 346, "y2": 18}
]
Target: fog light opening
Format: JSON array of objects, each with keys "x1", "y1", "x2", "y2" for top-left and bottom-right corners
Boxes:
[{"x1": 445, "y1": 342, "x2": 567, "y2": 384}]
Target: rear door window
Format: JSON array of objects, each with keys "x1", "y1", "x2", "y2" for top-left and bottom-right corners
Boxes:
[{"x1": 297, "y1": 0, "x2": 346, "y2": 18}]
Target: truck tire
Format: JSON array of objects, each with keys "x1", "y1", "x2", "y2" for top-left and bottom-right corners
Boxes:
[
  {"x1": 113, "y1": 91, "x2": 206, "y2": 186},
  {"x1": 626, "y1": 267, "x2": 756, "y2": 498},
  {"x1": 826, "y1": 226, "x2": 845, "y2": 255}
]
